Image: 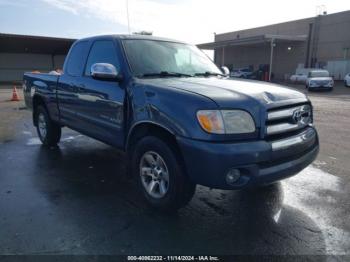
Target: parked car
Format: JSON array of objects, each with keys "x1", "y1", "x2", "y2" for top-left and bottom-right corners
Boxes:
[
  {"x1": 23, "y1": 35, "x2": 319, "y2": 211},
  {"x1": 230, "y1": 68, "x2": 253, "y2": 78},
  {"x1": 290, "y1": 73, "x2": 308, "y2": 84},
  {"x1": 306, "y1": 70, "x2": 334, "y2": 91},
  {"x1": 344, "y1": 73, "x2": 350, "y2": 87}
]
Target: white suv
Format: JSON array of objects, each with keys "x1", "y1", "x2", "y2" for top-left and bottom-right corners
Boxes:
[
  {"x1": 344, "y1": 73, "x2": 350, "y2": 87},
  {"x1": 306, "y1": 70, "x2": 334, "y2": 91},
  {"x1": 230, "y1": 68, "x2": 253, "y2": 78}
]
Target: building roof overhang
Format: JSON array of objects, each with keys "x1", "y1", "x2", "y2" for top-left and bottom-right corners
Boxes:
[
  {"x1": 0, "y1": 33, "x2": 76, "y2": 54},
  {"x1": 197, "y1": 34, "x2": 308, "y2": 50}
]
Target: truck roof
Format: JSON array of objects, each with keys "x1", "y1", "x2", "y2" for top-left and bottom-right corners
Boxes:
[{"x1": 77, "y1": 34, "x2": 187, "y2": 44}]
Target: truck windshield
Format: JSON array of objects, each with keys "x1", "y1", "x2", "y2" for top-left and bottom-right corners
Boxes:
[{"x1": 122, "y1": 40, "x2": 222, "y2": 77}]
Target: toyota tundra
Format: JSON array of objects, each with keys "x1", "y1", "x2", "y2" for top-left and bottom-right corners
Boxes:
[{"x1": 23, "y1": 35, "x2": 319, "y2": 211}]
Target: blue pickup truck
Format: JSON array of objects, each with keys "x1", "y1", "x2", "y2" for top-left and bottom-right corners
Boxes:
[{"x1": 23, "y1": 35, "x2": 319, "y2": 211}]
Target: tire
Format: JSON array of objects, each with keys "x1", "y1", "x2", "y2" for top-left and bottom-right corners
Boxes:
[
  {"x1": 131, "y1": 136, "x2": 196, "y2": 211},
  {"x1": 35, "y1": 105, "x2": 61, "y2": 146}
]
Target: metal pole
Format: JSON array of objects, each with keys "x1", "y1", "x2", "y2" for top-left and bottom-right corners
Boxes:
[
  {"x1": 222, "y1": 47, "x2": 225, "y2": 66},
  {"x1": 269, "y1": 38, "x2": 274, "y2": 81},
  {"x1": 126, "y1": 0, "x2": 131, "y2": 34}
]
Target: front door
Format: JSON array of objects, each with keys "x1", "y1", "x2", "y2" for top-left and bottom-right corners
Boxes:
[{"x1": 76, "y1": 40, "x2": 125, "y2": 148}]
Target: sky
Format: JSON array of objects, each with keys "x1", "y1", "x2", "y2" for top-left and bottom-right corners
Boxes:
[{"x1": 0, "y1": 0, "x2": 350, "y2": 44}]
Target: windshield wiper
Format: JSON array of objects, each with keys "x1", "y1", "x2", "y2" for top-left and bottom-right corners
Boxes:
[
  {"x1": 194, "y1": 71, "x2": 225, "y2": 77},
  {"x1": 141, "y1": 71, "x2": 192, "y2": 78}
]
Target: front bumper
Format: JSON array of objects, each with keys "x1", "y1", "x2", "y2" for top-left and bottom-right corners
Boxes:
[
  {"x1": 309, "y1": 83, "x2": 333, "y2": 90},
  {"x1": 177, "y1": 127, "x2": 319, "y2": 190}
]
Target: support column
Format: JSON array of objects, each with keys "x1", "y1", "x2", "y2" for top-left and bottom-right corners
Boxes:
[
  {"x1": 269, "y1": 39, "x2": 275, "y2": 81},
  {"x1": 51, "y1": 54, "x2": 55, "y2": 70},
  {"x1": 221, "y1": 47, "x2": 225, "y2": 66}
]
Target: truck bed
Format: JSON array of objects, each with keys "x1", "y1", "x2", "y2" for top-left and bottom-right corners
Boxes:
[{"x1": 23, "y1": 72, "x2": 60, "y2": 110}]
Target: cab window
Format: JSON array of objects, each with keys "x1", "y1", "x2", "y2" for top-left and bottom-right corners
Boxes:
[
  {"x1": 85, "y1": 40, "x2": 120, "y2": 76},
  {"x1": 66, "y1": 41, "x2": 89, "y2": 76}
]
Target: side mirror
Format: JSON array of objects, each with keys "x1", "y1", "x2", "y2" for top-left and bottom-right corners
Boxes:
[
  {"x1": 91, "y1": 63, "x2": 121, "y2": 81},
  {"x1": 221, "y1": 66, "x2": 230, "y2": 76}
]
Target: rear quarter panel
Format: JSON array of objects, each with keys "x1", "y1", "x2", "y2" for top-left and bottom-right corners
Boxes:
[{"x1": 23, "y1": 73, "x2": 60, "y2": 122}]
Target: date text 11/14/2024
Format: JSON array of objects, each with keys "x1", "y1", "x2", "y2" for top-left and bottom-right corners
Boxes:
[{"x1": 127, "y1": 255, "x2": 220, "y2": 261}]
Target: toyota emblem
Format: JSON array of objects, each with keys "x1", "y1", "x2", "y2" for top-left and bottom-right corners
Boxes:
[{"x1": 292, "y1": 110, "x2": 303, "y2": 124}]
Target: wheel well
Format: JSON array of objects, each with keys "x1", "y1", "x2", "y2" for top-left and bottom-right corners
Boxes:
[
  {"x1": 32, "y1": 95, "x2": 46, "y2": 126},
  {"x1": 127, "y1": 123, "x2": 182, "y2": 157}
]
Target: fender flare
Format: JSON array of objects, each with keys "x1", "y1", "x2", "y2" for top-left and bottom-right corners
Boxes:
[{"x1": 125, "y1": 120, "x2": 176, "y2": 151}]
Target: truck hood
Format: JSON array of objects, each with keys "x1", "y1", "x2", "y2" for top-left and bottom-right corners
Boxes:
[{"x1": 141, "y1": 77, "x2": 308, "y2": 109}]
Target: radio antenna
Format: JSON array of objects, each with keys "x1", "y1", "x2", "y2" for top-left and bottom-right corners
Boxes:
[{"x1": 126, "y1": 0, "x2": 131, "y2": 34}]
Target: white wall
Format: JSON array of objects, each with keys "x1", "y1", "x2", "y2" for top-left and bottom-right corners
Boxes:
[{"x1": 326, "y1": 60, "x2": 350, "y2": 80}]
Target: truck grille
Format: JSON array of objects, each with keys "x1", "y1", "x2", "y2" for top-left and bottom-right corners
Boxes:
[
  {"x1": 265, "y1": 103, "x2": 312, "y2": 139},
  {"x1": 314, "y1": 80, "x2": 330, "y2": 85}
]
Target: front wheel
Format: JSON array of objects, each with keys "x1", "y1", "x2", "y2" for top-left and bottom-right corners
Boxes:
[
  {"x1": 35, "y1": 105, "x2": 61, "y2": 146},
  {"x1": 131, "y1": 136, "x2": 196, "y2": 211}
]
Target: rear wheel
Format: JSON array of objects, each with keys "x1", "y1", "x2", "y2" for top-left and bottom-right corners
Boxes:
[
  {"x1": 131, "y1": 136, "x2": 196, "y2": 211},
  {"x1": 35, "y1": 105, "x2": 61, "y2": 146}
]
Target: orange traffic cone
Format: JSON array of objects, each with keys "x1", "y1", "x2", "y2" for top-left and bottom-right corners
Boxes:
[{"x1": 11, "y1": 86, "x2": 20, "y2": 101}]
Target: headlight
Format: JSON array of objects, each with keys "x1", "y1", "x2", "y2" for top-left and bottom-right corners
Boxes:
[
  {"x1": 197, "y1": 110, "x2": 255, "y2": 134},
  {"x1": 221, "y1": 110, "x2": 256, "y2": 133}
]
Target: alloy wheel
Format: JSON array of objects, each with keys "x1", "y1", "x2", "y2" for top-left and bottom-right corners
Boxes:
[{"x1": 139, "y1": 151, "x2": 170, "y2": 199}]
